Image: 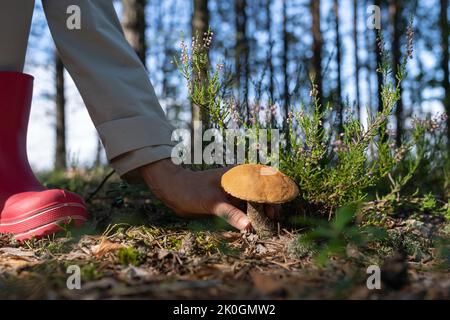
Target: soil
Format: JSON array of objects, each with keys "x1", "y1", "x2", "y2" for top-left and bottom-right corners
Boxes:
[{"x1": 0, "y1": 172, "x2": 448, "y2": 300}]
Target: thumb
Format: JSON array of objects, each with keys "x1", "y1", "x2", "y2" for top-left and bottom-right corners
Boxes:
[{"x1": 214, "y1": 202, "x2": 251, "y2": 231}]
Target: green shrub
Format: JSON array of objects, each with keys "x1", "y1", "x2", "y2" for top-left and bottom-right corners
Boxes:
[{"x1": 175, "y1": 27, "x2": 447, "y2": 220}]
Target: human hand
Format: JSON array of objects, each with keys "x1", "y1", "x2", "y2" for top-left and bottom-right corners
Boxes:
[{"x1": 139, "y1": 159, "x2": 280, "y2": 230}]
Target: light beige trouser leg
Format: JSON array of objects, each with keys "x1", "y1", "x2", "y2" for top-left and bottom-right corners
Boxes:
[
  {"x1": 0, "y1": 0, "x2": 35, "y2": 72},
  {"x1": 42, "y1": 0, "x2": 175, "y2": 181}
]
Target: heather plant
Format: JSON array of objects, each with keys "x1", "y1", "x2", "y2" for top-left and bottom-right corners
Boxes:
[
  {"x1": 279, "y1": 39, "x2": 416, "y2": 216},
  {"x1": 175, "y1": 26, "x2": 448, "y2": 221},
  {"x1": 174, "y1": 29, "x2": 231, "y2": 128}
]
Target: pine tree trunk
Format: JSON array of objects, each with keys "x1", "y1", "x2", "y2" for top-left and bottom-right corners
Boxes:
[
  {"x1": 353, "y1": 0, "x2": 361, "y2": 120},
  {"x1": 235, "y1": 0, "x2": 249, "y2": 121},
  {"x1": 162, "y1": 4, "x2": 176, "y2": 99},
  {"x1": 364, "y1": 0, "x2": 374, "y2": 113},
  {"x1": 265, "y1": 0, "x2": 274, "y2": 104},
  {"x1": 55, "y1": 54, "x2": 66, "y2": 171},
  {"x1": 334, "y1": 0, "x2": 343, "y2": 131},
  {"x1": 192, "y1": 0, "x2": 210, "y2": 130},
  {"x1": 282, "y1": 0, "x2": 290, "y2": 132},
  {"x1": 389, "y1": 0, "x2": 403, "y2": 146},
  {"x1": 374, "y1": 0, "x2": 383, "y2": 115},
  {"x1": 440, "y1": 0, "x2": 450, "y2": 151},
  {"x1": 311, "y1": 0, "x2": 323, "y2": 111},
  {"x1": 122, "y1": 0, "x2": 148, "y2": 66}
]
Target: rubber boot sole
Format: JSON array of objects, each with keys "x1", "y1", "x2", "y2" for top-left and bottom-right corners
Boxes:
[{"x1": 0, "y1": 203, "x2": 88, "y2": 241}]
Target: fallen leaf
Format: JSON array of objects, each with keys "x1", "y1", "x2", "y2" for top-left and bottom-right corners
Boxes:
[{"x1": 92, "y1": 237, "x2": 124, "y2": 258}]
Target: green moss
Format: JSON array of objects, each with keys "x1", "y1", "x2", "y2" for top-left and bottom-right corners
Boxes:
[
  {"x1": 80, "y1": 263, "x2": 103, "y2": 281},
  {"x1": 195, "y1": 232, "x2": 218, "y2": 253},
  {"x1": 117, "y1": 246, "x2": 145, "y2": 266}
]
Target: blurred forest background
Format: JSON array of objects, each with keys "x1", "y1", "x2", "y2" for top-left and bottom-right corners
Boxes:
[{"x1": 25, "y1": 0, "x2": 448, "y2": 172}]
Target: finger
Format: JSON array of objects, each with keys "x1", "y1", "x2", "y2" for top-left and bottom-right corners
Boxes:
[{"x1": 214, "y1": 202, "x2": 251, "y2": 231}]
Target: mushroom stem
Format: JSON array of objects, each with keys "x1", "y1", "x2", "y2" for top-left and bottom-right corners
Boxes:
[{"x1": 247, "y1": 202, "x2": 276, "y2": 238}]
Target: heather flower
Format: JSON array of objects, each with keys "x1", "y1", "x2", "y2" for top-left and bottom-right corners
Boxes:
[
  {"x1": 309, "y1": 83, "x2": 318, "y2": 97},
  {"x1": 180, "y1": 39, "x2": 189, "y2": 65},
  {"x1": 229, "y1": 99, "x2": 239, "y2": 123},
  {"x1": 203, "y1": 31, "x2": 214, "y2": 49},
  {"x1": 331, "y1": 139, "x2": 348, "y2": 153},
  {"x1": 385, "y1": 128, "x2": 396, "y2": 137},
  {"x1": 286, "y1": 111, "x2": 294, "y2": 124},
  {"x1": 269, "y1": 104, "x2": 277, "y2": 117},
  {"x1": 394, "y1": 146, "x2": 407, "y2": 163}
]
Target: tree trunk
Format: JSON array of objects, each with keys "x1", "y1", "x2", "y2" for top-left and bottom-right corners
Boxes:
[
  {"x1": 282, "y1": 0, "x2": 290, "y2": 132},
  {"x1": 374, "y1": 0, "x2": 383, "y2": 116},
  {"x1": 389, "y1": 0, "x2": 403, "y2": 146},
  {"x1": 55, "y1": 54, "x2": 66, "y2": 171},
  {"x1": 353, "y1": 0, "x2": 361, "y2": 120},
  {"x1": 265, "y1": 0, "x2": 274, "y2": 105},
  {"x1": 440, "y1": 0, "x2": 450, "y2": 151},
  {"x1": 334, "y1": 0, "x2": 343, "y2": 131},
  {"x1": 162, "y1": 3, "x2": 176, "y2": 99},
  {"x1": 122, "y1": 0, "x2": 148, "y2": 66},
  {"x1": 235, "y1": 0, "x2": 249, "y2": 121},
  {"x1": 94, "y1": 137, "x2": 103, "y2": 167},
  {"x1": 192, "y1": 0, "x2": 210, "y2": 130},
  {"x1": 310, "y1": 0, "x2": 323, "y2": 111}
]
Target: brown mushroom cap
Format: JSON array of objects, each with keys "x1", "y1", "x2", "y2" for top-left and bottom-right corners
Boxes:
[{"x1": 221, "y1": 164, "x2": 299, "y2": 204}]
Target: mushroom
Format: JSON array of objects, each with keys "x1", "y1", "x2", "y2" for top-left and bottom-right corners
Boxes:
[{"x1": 221, "y1": 164, "x2": 299, "y2": 237}]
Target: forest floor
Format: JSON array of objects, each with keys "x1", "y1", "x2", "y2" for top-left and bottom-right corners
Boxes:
[{"x1": 0, "y1": 168, "x2": 449, "y2": 299}]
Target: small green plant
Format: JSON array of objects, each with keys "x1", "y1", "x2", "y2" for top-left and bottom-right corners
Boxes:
[
  {"x1": 117, "y1": 246, "x2": 145, "y2": 266},
  {"x1": 80, "y1": 263, "x2": 103, "y2": 281},
  {"x1": 420, "y1": 193, "x2": 437, "y2": 212},
  {"x1": 294, "y1": 205, "x2": 387, "y2": 266},
  {"x1": 164, "y1": 237, "x2": 182, "y2": 251},
  {"x1": 445, "y1": 201, "x2": 450, "y2": 221}
]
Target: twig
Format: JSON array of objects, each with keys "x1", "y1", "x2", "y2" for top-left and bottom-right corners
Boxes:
[{"x1": 85, "y1": 170, "x2": 116, "y2": 203}]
